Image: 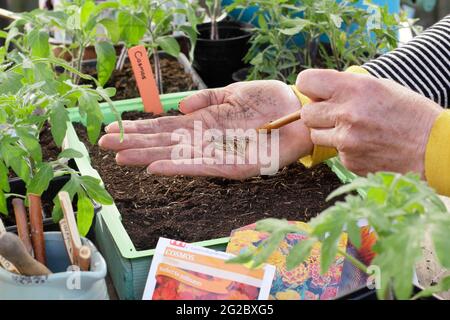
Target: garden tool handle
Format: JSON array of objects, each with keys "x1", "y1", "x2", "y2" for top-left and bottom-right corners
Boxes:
[
  {"x1": 78, "y1": 245, "x2": 91, "y2": 271},
  {"x1": 0, "y1": 232, "x2": 51, "y2": 276},
  {"x1": 12, "y1": 198, "x2": 34, "y2": 256},
  {"x1": 0, "y1": 219, "x2": 20, "y2": 274},
  {"x1": 0, "y1": 217, "x2": 5, "y2": 234},
  {"x1": 0, "y1": 254, "x2": 20, "y2": 274},
  {"x1": 58, "y1": 192, "x2": 82, "y2": 266},
  {"x1": 28, "y1": 194, "x2": 46, "y2": 265}
]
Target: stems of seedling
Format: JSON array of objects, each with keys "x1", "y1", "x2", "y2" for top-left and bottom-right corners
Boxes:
[
  {"x1": 152, "y1": 47, "x2": 163, "y2": 94},
  {"x1": 337, "y1": 248, "x2": 368, "y2": 274},
  {"x1": 5, "y1": 194, "x2": 26, "y2": 199},
  {"x1": 116, "y1": 46, "x2": 128, "y2": 71}
]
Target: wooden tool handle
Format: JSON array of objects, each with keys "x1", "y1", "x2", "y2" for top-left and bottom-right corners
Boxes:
[
  {"x1": 28, "y1": 194, "x2": 46, "y2": 265},
  {"x1": 0, "y1": 254, "x2": 20, "y2": 274},
  {"x1": 0, "y1": 232, "x2": 51, "y2": 276},
  {"x1": 58, "y1": 192, "x2": 81, "y2": 265},
  {"x1": 78, "y1": 245, "x2": 91, "y2": 271},
  {"x1": 258, "y1": 110, "x2": 301, "y2": 133},
  {"x1": 0, "y1": 218, "x2": 5, "y2": 234},
  {"x1": 12, "y1": 198, "x2": 33, "y2": 255},
  {"x1": 59, "y1": 219, "x2": 75, "y2": 265}
]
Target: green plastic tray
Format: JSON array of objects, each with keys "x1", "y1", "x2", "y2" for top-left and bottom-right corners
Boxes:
[{"x1": 65, "y1": 93, "x2": 357, "y2": 300}]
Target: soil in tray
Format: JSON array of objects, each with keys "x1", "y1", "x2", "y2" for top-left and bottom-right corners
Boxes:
[
  {"x1": 82, "y1": 56, "x2": 197, "y2": 101},
  {"x1": 75, "y1": 111, "x2": 343, "y2": 251}
]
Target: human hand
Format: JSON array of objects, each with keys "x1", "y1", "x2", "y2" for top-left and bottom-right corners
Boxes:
[
  {"x1": 99, "y1": 80, "x2": 314, "y2": 179},
  {"x1": 297, "y1": 69, "x2": 443, "y2": 177}
]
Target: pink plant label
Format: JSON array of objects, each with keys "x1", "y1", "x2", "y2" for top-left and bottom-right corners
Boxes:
[{"x1": 128, "y1": 45, "x2": 163, "y2": 114}]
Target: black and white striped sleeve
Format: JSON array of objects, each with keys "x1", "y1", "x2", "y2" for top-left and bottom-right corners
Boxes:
[{"x1": 363, "y1": 15, "x2": 450, "y2": 108}]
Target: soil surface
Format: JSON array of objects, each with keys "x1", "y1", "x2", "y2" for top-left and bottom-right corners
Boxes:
[
  {"x1": 75, "y1": 111, "x2": 343, "y2": 251},
  {"x1": 82, "y1": 57, "x2": 197, "y2": 101},
  {"x1": 40, "y1": 123, "x2": 61, "y2": 162}
]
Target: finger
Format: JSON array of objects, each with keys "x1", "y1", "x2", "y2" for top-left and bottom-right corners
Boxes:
[
  {"x1": 115, "y1": 145, "x2": 200, "y2": 166},
  {"x1": 147, "y1": 159, "x2": 257, "y2": 180},
  {"x1": 105, "y1": 115, "x2": 191, "y2": 134},
  {"x1": 310, "y1": 127, "x2": 338, "y2": 148},
  {"x1": 295, "y1": 69, "x2": 342, "y2": 101},
  {"x1": 178, "y1": 88, "x2": 227, "y2": 114},
  {"x1": 301, "y1": 101, "x2": 337, "y2": 128},
  {"x1": 98, "y1": 133, "x2": 182, "y2": 151}
]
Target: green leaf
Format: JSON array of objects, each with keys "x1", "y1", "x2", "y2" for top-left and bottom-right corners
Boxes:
[
  {"x1": 252, "y1": 230, "x2": 286, "y2": 267},
  {"x1": 49, "y1": 102, "x2": 69, "y2": 147},
  {"x1": 52, "y1": 175, "x2": 80, "y2": 222},
  {"x1": 347, "y1": 220, "x2": 361, "y2": 249},
  {"x1": 15, "y1": 127, "x2": 42, "y2": 163},
  {"x1": 80, "y1": 0, "x2": 96, "y2": 26},
  {"x1": 255, "y1": 218, "x2": 297, "y2": 233},
  {"x1": 431, "y1": 219, "x2": 450, "y2": 268},
  {"x1": 77, "y1": 190, "x2": 94, "y2": 237},
  {"x1": 78, "y1": 92, "x2": 103, "y2": 144},
  {"x1": 95, "y1": 41, "x2": 117, "y2": 86},
  {"x1": 80, "y1": 175, "x2": 113, "y2": 205},
  {"x1": 412, "y1": 276, "x2": 450, "y2": 300},
  {"x1": 286, "y1": 238, "x2": 315, "y2": 270},
  {"x1": 1, "y1": 143, "x2": 30, "y2": 184},
  {"x1": 118, "y1": 11, "x2": 147, "y2": 46},
  {"x1": 99, "y1": 18, "x2": 120, "y2": 43},
  {"x1": 0, "y1": 160, "x2": 11, "y2": 192},
  {"x1": 227, "y1": 250, "x2": 254, "y2": 265},
  {"x1": 0, "y1": 189, "x2": 7, "y2": 215},
  {"x1": 26, "y1": 29, "x2": 50, "y2": 58},
  {"x1": 156, "y1": 37, "x2": 180, "y2": 58},
  {"x1": 27, "y1": 162, "x2": 53, "y2": 196},
  {"x1": 58, "y1": 148, "x2": 83, "y2": 160}
]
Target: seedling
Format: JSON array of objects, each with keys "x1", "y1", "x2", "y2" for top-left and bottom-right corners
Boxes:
[
  {"x1": 205, "y1": 0, "x2": 222, "y2": 40},
  {"x1": 230, "y1": 172, "x2": 450, "y2": 300},
  {"x1": 230, "y1": 0, "x2": 404, "y2": 82},
  {"x1": 0, "y1": 55, "x2": 120, "y2": 236},
  {"x1": 115, "y1": 0, "x2": 200, "y2": 93},
  {"x1": 2, "y1": 0, "x2": 120, "y2": 85}
]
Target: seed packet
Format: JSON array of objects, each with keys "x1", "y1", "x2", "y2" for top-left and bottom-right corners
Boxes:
[
  {"x1": 142, "y1": 238, "x2": 276, "y2": 300},
  {"x1": 226, "y1": 222, "x2": 377, "y2": 300}
]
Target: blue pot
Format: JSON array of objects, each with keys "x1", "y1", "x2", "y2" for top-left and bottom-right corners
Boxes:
[{"x1": 0, "y1": 232, "x2": 108, "y2": 300}]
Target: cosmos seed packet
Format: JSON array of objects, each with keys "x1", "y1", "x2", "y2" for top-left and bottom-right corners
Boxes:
[{"x1": 143, "y1": 238, "x2": 276, "y2": 300}]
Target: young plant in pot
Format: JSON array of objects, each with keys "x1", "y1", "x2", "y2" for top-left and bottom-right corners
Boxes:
[
  {"x1": 115, "y1": 0, "x2": 200, "y2": 94},
  {"x1": 192, "y1": 0, "x2": 252, "y2": 88},
  {"x1": 230, "y1": 172, "x2": 450, "y2": 300},
  {"x1": 0, "y1": 53, "x2": 118, "y2": 238},
  {"x1": 232, "y1": 0, "x2": 401, "y2": 83},
  {"x1": 3, "y1": 0, "x2": 120, "y2": 85}
]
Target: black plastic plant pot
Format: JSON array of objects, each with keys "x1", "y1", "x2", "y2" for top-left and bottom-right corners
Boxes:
[
  {"x1": 193, "y1": 20, "x2": 252, "y2": 88},
  {"x1": 336, "y1": 284, "x2": 440, "y2": 300},
  {"x1": 4, "y1": 174, "x2": 100, "y2": 240}
]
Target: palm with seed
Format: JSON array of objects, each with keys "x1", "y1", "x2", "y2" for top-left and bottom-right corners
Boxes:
[{"x1": 99, "y1": 80, "x2": 313, "y2": 179}]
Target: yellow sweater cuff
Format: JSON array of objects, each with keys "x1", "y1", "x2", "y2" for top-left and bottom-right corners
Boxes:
[
  {"x1": 299, "y1": 66, "x2": 370, "y2": 168},
  {"x1": 425, "y1": 110, "x2": 450, "y2": 197}
]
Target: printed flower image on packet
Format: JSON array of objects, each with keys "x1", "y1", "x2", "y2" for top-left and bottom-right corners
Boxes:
[
  {"x1": 227, "y1": 222, "x2": 376, "y2": 300},
  {"x1": 143, "y1": 238, "x2": 276, "y2": 300}
]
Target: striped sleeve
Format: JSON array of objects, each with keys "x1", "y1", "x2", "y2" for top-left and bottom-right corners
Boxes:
[{"x1": 363, "y1": 15, "x2": 450, "y2": 108}]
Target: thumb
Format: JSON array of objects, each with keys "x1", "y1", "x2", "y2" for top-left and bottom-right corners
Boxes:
[
  {"x1": 296, "y1": 69, "x2": 342, "y2": 101},
  {"x1": 179, "y1": 88, "x2": 228, "y2": 114}
]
